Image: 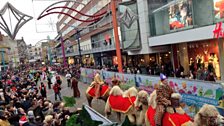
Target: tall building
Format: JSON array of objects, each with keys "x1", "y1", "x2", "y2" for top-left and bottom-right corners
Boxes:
[
  {"x1": 27, "y1": 44, "x2": 42, "y2": 63},
  {"x1": 56, "y1": 0, "x2": 122, "y2": 66},
  {"x1": 17, "y1": 38, "x2": 28, "y2": 64},
  {"x1": 0, "y1": 33, "x2": 20, "y2": 68}
]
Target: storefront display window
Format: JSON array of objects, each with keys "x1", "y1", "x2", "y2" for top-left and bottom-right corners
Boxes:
[{"x1": 188, "y1": 40, "x2": 220, "y2": 79}]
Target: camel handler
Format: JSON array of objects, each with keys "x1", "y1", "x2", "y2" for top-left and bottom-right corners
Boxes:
[
  {"x1": 111, "y1": 77, "x2": 120, "y2": 87},
  {"x1": 90, "y1": 73, "x2": 104, "y2": 98},
  {"x1": 155, "y1": 73, "x2": 174, "y2": 126}
]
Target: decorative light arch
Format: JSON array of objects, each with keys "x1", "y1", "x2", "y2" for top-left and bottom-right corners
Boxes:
[
  {"x1": 37, "y1": 0, "x2": 108, "y2": 24},
  {"x1": 0, "y1": 2, "x2": 33, "y2": 40}
]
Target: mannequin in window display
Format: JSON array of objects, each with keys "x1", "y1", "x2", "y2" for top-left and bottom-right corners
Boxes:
[{"x1": 213, "y1": 54, "x2": 220, "y2": 78}]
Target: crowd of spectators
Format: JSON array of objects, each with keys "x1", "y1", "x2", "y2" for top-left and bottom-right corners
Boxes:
[
  {"x1": 82, "y1": 62, "x2": 217, "y2": 82},
  {"x1": 0, "y1": 64, "x2": 80, "y2": 126}
]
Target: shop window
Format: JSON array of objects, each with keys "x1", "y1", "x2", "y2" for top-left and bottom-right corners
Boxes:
[{"x1": 103, "y1": 34, "x2": 112, "y2": 46}]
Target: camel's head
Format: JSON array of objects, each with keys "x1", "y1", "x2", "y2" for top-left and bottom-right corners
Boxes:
[
  {"x1": 135, "y1": 90, "x2": 149, "y2": 111},
  {"x1": 195, "y1": 104, "x2": 220, "y2": 126},
  {"x1": 109, "y1": 85, "x2": 123, "y2": 96},
  {"x1": 123, "y1": 87, "x2": 138, "y2": 97}
]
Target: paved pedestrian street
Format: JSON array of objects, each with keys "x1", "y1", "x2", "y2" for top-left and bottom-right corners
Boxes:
[{"x1": 45, "y1": 77, "x2": 123, "y2": 123}]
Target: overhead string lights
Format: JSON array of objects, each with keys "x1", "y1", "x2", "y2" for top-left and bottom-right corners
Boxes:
[{"x1": 37, "y1": 0, "x2": 108, "y2": 23}]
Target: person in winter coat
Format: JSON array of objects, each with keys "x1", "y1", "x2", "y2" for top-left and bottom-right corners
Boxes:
[
  {"x1": 71, "y1": 77, "x2": 80, "y2": 98},
  {"x1": 53, "y1": 83, "x2": 62, "y2": 101},
  {"x1": 39, "y1": 82, "x2": 47, "y2": 98}
]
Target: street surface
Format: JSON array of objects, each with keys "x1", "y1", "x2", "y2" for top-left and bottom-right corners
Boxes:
[{"x1": 44, "y1": 76, "x2": 124, "y2": 123}]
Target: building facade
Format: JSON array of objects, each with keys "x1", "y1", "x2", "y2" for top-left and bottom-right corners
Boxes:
[
  {"x1": 0, "y1": 35, "x2": 20, "y2": 68},
  {"x1": 145, "y1": 0, "x2": 224, "y2": 80},
  {"x1": 27, "y1": 44, "x2": 42, "y2": 63},
  {"x1": 56, "y1": 0, "x2": 123, "y2": 67},
  {"x1": 17, "y1": 38, "x2": 28, "y2": 64}
]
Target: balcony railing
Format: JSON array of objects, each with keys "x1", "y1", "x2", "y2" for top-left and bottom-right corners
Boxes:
[{"x1": 55, "y1": 37, "x2": 122, "y2": 58}]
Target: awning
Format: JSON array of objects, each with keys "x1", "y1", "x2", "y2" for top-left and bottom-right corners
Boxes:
[{"x1": 152, "y1": 0, "x2": 183, "y2": 13}]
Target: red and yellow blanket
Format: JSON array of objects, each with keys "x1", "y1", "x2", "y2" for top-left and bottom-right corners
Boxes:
[
  {"x1": 87, "y1": 85, "x2": 109, "y2": 97},
  {"x1": 108, "y1": 95, "x2": 136, "y2": 113},
  {"x1": 163, "y1": 112, "x2": 192, "y2": 126},
  {"x1": 146, "y1": 106, "x2": 192, "y2": 126},
  {"x1": 146, "y1": 106, "x2": 156, "y2": 126}
]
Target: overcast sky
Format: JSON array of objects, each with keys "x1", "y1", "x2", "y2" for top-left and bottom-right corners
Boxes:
[{"x1": 0, "y1": 0, "x2": 62, "y2": 45}]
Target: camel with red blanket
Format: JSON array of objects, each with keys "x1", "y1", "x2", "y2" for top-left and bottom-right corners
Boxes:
[
  {"x1": 86, "y1": 75, "x2": 120, "y2": 107},
  {"x1": 104, "y1": 85, "x2": 138, "y2": 124},
  {"x1": 86, "y1": 73, "x2": 110, "y2": 107},
  {"x1": 145, "y1": 91, "x2": 193, "y2": 126}
]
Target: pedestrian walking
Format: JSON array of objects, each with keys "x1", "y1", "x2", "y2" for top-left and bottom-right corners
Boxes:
[
  {"x1": 39, "y1": 82, "x2": 47, "y2": 98},
  {"x1": 71, "y1": 77, "x2": 80, "y2": 98},
  {"x1": 47, "y1": 73, "x2": 52, "y2": 89},
  {"x1": 56, "y1": 75, "x2": 62, "y2": 85},
  {"x1": 53, "y1": 83, "x2": 62, "y2": 101},
  {"x1": 65, "y1": 72, "x2": 71, "y2": 87}
]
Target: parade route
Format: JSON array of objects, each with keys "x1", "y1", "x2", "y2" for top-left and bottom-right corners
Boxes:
[{"x1": 45, "y1": 77, "x2": 123, "y2": 123}]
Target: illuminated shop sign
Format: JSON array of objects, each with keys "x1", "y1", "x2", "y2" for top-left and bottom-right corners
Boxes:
[{"x1": 213, "y1": 22, "x2": 224, "y2": 38}]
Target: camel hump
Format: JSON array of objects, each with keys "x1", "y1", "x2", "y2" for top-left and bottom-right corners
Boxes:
[
  {"x1": 123, "y1": 86, "x2": 138, "y2": 97},
  {"x1": 110, "y1": 86, "x2": 123, "y2": 96}
]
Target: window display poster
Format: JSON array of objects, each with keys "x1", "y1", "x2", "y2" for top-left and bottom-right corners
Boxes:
[
  {"x1": 214, "y1": 0, "x2": 224, "y2": 20},
  {"x1": 169, "y1": 0, "x2": 193, "y2": 30}
]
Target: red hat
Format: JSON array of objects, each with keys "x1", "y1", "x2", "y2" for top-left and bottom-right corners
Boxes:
[{"x1": 19, "y1": 115, "x2": 27, "y2": 124}]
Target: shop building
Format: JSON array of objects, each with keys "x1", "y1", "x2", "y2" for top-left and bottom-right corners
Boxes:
[
  {"x1": 147, "y1": 0, "x2": 224, "y2": 80},
  {"x1": 117, "y1": 0, "x2": 171, "y2": 74},
  {"x1": 56, "y1": 0, "x2": 123, "y2": 67}
]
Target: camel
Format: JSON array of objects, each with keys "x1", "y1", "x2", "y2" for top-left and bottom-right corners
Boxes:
[
  {"x1": 145, "y1": 91, "x2": 193, "y2": 126},
  {"x1": 86, "y1": 76, "x2": 120, "y2": 107},
  {"x1": 134, "y1": 90, "x2": 150, "y2": 125},
  {"x1": 194, "y1": 104, "x2": 224, "y2": 126},
  {"x1": 86, "y1": 73, "x2": 110, "y2": 107},
  {"x1": 104, "y1": 86, "x2": 138, "y2": 123}
]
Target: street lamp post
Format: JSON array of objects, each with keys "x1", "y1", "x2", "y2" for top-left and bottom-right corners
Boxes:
[
  {"x1": 0, "y1": 49, "x2": 5, "y2": 71},
  {"x1": 111, "y1": 0, "x2": 123, "y2": 73},
  {"x1": 48, "y1": 47, "x2": 52, "y2": 65},
  {"x1": 60, "y1": 33, "x2": 67, "y2": 67},
  {"x1": 76, "y1": 30, "x2": 82, "y2": 66}
]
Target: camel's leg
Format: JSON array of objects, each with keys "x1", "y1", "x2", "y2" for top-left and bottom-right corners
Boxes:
[
  {"x1": 116, "y1": 112, "x2": 121, "y2": 122},
  {"x1": 104, "y1": 99, "x2": 111, "y2": 118},
  {"x1": 127, "y1": 114, "x2": 136, "y2": 124},
  {"x1": 136, "y1": 111, "x2": 145, "y2": 126},
  {"x1": 102, "y1": 95, "x2": 108, "y2": 103},
  {"x1": 86, "y1": 95, "x2": 93, "y2": 107},
  {"x1": 145, "y1": 113, "x2": 151, "y2": 126}
]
